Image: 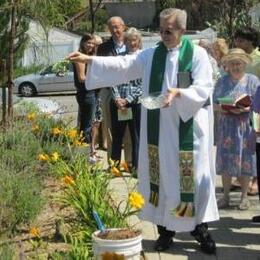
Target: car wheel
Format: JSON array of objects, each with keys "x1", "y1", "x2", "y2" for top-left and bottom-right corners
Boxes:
[{"x1": 19, "y1": 83, "x2": 37, "y2": 97}]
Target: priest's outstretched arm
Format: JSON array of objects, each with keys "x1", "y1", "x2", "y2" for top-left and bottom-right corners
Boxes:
[{"x1": 67, "y1": 51, "x2": 143, "y2": 90}]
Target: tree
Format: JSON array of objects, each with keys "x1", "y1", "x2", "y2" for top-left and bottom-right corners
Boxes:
[
  {"x1": 88, "y1": 0, "x2": 103, "y2": 33},
  {"x1": 0, "y1": 0, "x2": 82, "y2": 122},
  {"x1": 206, "y1": 0, "x2": 258, "y2": 45},
  {"x1": 155, "y1": 0, "x2": 258, "y2": 37}
]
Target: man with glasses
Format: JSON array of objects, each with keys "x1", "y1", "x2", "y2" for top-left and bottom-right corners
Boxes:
[
  {"x1": 97, "y1": 16, "x2": 132, "y2": 165},
  {"x1": 68, "y1": 8, "x2": 218, "y2": 255}
]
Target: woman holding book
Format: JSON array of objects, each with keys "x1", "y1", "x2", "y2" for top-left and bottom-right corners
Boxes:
[{"x1": 213, "y1": 48, "x2": 260, "y2": 210}]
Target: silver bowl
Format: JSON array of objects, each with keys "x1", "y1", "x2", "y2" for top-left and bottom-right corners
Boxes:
[{"x1": 140, "y1": 92, "x2": 165, "y2": 110}]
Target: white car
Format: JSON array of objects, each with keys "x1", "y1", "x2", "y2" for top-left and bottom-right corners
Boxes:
[{"x1": 13, "y1": 63, "x2": 75, "y2": 97}]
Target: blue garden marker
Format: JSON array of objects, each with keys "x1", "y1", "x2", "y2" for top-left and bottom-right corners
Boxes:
[{"x1": 93, "y1": 210, "x2": 105, "y2": 232}]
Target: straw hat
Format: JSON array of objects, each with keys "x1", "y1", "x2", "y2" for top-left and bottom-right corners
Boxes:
[{"x1": 221, "y1": 48, "x2": 252, "y2": 65}]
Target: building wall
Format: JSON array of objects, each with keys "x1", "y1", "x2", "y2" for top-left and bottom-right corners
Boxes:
[
  {"x1": 104, "y1": 2, "x2": 156, "y2": 28},
  {"x1": 22, "y1": 21, "x2": 81, "y2": 66}
]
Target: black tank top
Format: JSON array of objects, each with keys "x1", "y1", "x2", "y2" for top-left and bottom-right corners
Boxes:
[{"x1": 73, "y1": 63, "x2": 95, "y2": 95}]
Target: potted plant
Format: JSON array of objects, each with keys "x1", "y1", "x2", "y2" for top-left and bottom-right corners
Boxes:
[{"x1": 91, "y1": 160, "x2": 145, "y2": 260}]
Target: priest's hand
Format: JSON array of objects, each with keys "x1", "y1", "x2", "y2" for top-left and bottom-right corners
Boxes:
[
  {"x1": 67, "y1": 51, "x2": 92, "y2": 63},
  {"x1": 162, "y1": 88, "x2": 180, "y2": 107}
]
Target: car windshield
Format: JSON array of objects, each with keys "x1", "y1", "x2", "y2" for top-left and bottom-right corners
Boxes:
[
  {"x1": 40, "y1": 63, "x2": 73, "y2": 75},
  {"x1": 41, "y1": 65, "x2": 54, "y2": 75}
]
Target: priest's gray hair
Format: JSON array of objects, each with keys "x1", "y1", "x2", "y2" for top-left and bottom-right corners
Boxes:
[
  {"x1": 160, "y1": 8, "x2": 187, "y2": 30},
  {"x1": 107, "y1": 16, "x2": 125, "y2": 26},
  {"x1": 124, "y1": 27, "x2": 143, "y2": 49}
]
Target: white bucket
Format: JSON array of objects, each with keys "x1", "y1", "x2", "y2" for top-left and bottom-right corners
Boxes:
[{"x1": 92, "y1": 228, "x2": 142, "y2": 260}]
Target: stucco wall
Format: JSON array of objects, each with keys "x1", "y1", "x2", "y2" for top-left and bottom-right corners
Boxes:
[{"x1": 104, "y1": 2, "x2": 156, "y2": 28}]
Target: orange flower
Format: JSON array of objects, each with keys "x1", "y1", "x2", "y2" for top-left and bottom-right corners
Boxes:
[
  {"x1": 52, "y1": 127, "x2": 62, "y2": 135},
  {"x1": 27, "y1": 112, "x2": 36, "y2": 121},
  {"x1": 29, "y1": 227, "x2": 40, "y2": 238},
  {"x1": 63, "y1": 175, "x2": 75, "y2": 185},
  {"x1": 120, "y1": 161, "x2": 130, "y2": 172},
  {"x1": 102, "y1": 252, "x2": 124, "y2": 260},
  {"x1": 111, "y1": 166, "x2": 122, "y2": 177},
  {"x1": 37, "y1": 153, "x2": 49, "y2": 161}
]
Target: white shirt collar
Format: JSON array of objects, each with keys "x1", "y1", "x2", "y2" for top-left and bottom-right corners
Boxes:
[{"x1": 167, "y1": 42, "x2": 182, "y2": 52}]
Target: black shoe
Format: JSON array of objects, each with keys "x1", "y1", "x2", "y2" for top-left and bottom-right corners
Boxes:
[
  {"x1": 154, "y1": 234, "x2": 173, "y2": 252},
  {"x1": 252, "y1": 215, "x2": 260, "y2": 223},
  {"x1": 191, "y1": 223, "x2": 216, "y2": 255}
]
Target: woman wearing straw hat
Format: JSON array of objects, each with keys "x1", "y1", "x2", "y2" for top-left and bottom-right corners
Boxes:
[{"x1": 213, "y1": 48, "x2": 260, "y2": 210}]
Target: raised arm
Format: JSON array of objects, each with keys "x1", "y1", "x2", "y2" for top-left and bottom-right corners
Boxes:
[{"x1": 67, "y1": 51, "x2": 93, "y2": 64}]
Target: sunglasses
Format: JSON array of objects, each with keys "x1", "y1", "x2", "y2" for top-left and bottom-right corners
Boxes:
[{"x1": 159, "y1": 28, "x2": 180, "y2": 35}]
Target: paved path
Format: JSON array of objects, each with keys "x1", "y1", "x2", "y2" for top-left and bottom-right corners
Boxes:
[
  {"x1": 58, "y1": 106, "x2": 260, "y2": 259},
  {"x1": 99, "y1": 150, "x2": 260, "y2": 260}
]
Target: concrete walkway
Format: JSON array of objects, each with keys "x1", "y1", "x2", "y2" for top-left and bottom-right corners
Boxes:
[{"x1": 99, "y1": 150, "x2": 260, "y2": 260}]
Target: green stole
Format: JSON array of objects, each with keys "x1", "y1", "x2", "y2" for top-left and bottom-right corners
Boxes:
[{"x1": 147, "y1": 37, "x2": 195, "y2": 218}]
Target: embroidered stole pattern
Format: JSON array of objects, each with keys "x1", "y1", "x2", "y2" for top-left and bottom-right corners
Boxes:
[{"x1": 147, "y1": 38, "x2": 195, "y2": 217}]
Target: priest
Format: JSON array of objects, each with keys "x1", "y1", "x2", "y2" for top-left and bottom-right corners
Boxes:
[{"x1": 68, "y1": 8, "x2": 219, "y2": 255}]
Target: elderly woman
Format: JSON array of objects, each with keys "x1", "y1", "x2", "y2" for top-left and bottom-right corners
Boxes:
[
  {"x1": 213, "y1": 48, "x2": 260, "y2": 210},
  {"x1": 110, "y1": 27, "x2": 143, "y2": 170},
  {"x1": 212, "y1": 38, "x2": 229, "y2": 74},
  {"x1": 198, "y1": 39, "x2": 220, "y2": 84}
]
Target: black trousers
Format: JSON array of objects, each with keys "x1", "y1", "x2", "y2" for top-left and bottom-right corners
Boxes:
[
  {"x1": 256, "y1": 143, "x2": 260, "y2": 201},
  {"x1": 110, "y1": 101, "x2": 141, "y2": 169},
  {"x1": 76, "y1": 91, "x2": 96, "y2": 143}
]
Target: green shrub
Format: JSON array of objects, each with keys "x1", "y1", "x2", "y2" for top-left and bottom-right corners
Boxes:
[
  {"x1": 0, "y1": 127, "x2": 41, "y2": 172},
  {"x1": 0, "y1": 244, "x2": 14, "y2": 260},
  {"x1": 14, "y1": 64, "x2": 45, "y2": 78},
  {"x1": 0, "y1": 167, "x2": 44, "y2": 233},
  {"x1": 56, "y1": 155, "x2": 129, "y2": 233}
]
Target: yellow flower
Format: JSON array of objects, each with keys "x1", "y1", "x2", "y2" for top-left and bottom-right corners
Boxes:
[
  {"x1": 128, "y1": 192, "x2": 145, "y2": 210},
  {"x1": 67, "y1": 129, "x2": 77, "y2": 140},
  {"x1": 51, "y1": 152, "x2": 59, "y2": 162},
  {"x1": 52, "y1": 127, "x2": 62, "y2": 135},
  {"x1": 37, "y1": 153, "x2": 49, "y2": 161},
  {"x1": 120, "y1": 161, "x2": 130, "y2": 172},
  {"x1": 63, "y1": 175, "x2": 75, "y2": 185},
  {"x1": 27, "y1": 112, "x2": 36, "y2": 121},
  {"x1": 29, "y1": 227, "x2": 40, "y2": 238},
  {"x1": 111, "y1": 166, "x2": 122, "y2": 177},
  {"x1": 32, "y1": 124, "x2": 40, "y2": 132},
  {"x1": 72, "y1": 139, "x2": 88, "y2": 147}
]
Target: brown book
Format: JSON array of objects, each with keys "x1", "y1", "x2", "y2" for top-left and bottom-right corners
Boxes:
[
  {"x1": 221, "y1": 94, "x2": 251, "y2": 111},
  {"x1": 234, "y1": 94, "x2": 251, "y2": 108}
]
